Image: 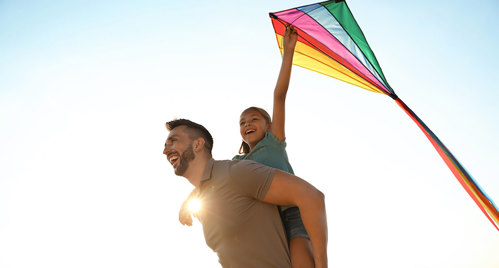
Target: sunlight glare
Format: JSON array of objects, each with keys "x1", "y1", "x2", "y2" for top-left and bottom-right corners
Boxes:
[{"x1": 187, "y1": 198, "x2": 202, "y2": 213}]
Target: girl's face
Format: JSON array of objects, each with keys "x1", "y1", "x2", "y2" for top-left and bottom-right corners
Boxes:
[{"x1": 239, "y1": 110, "x2": 271, "y2": 150}]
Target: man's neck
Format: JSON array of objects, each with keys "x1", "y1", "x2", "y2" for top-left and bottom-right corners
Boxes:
[{"x1": 183, "y1": 154, "x2": 211, "y2": 188}]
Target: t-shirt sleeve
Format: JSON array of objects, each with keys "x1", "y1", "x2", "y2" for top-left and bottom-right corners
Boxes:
[
  {"x1": 266, "y1": 131, "x2": 286, "y2": 148},
  {"x1": 228, "y1": 160, "x2": 275, "y2": 200}
]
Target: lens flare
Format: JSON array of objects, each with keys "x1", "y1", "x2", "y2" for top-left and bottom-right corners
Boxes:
[{"x1": 187, "y1": 198, "x2": 202, "y2": 213}]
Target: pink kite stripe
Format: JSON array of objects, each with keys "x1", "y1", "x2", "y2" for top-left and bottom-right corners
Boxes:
[{"x1": 276, "y1": 8, "x2": 389, "y2": 93}]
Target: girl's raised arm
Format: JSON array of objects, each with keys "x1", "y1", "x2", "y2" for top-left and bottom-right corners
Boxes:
[{"x1": 272, "y1": 26, "x2": 297, "y2": 141}]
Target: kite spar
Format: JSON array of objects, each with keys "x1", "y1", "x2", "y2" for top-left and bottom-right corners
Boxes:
[{"x1": 269, "y1": 0, "x2": 499, "y2": 230}]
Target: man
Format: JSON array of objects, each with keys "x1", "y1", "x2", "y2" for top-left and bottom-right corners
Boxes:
[{"x1": 163, "y1": 119, "x2": 327, "y2": 268}]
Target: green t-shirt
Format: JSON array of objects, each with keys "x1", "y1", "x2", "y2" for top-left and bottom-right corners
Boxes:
[{"x1": 233, "y1": 132, "x2": 294, "y2": 175}]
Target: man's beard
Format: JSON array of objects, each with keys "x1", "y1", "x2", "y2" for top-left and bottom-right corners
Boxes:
[{"x1": 175, "y1": 144, "x2": 195, "y2": 176}]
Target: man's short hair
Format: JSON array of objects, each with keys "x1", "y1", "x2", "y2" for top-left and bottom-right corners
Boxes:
[{"x1": 165, "y1": 119, "x2": 214, "y2": 155}]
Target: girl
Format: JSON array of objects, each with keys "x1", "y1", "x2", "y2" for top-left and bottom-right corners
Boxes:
[{"x1": 180, "y1": 26, "x2": 314, "y2": 267}]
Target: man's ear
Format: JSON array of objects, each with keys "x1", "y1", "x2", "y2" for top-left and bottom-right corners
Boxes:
[{"x1": 193, "y1": 138, "x2": 205, "y2": 152}]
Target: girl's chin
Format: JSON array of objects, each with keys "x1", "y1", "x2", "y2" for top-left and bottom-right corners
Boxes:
[{"x1": 246, "y1": 140, "x2": 259, "y2": 147}]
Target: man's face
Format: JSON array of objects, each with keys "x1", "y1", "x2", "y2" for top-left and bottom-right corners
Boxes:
[{"x1": 164, "y1": 126, "x2": 195, "y2": 176}]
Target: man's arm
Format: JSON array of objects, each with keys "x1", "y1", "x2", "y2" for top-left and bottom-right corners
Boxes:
[
  {"x1": 262, "y1": 170, "x2": 328, "y2": 268},
  {"x1": 178, "y1": 189, "x2": 197, "y2": 226}
]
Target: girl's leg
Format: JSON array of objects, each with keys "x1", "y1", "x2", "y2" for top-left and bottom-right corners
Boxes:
[
  {"x1": 282, "y1": 206, "x2": 314, "y2": 267},
  {"x1": 289, "y1": 237, "x2": 314, "y2": 268}
]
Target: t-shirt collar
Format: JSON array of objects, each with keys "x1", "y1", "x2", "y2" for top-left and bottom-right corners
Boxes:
[{"x1": 200, "y1": 158, "x2": 215, "y2": 182}]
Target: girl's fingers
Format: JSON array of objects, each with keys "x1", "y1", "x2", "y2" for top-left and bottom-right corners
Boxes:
[{"x1": 285, "y1": 25, "x2": 297, "y2": 37}]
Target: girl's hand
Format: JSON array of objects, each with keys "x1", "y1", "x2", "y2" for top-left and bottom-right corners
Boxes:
[{"x1": 283, "y1": 25, "x2": 298, "y2": 56}]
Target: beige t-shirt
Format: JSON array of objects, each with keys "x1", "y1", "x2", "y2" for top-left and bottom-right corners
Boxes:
[{"x1": 196, "y1": 158, "x2": 291, "y2": 268}]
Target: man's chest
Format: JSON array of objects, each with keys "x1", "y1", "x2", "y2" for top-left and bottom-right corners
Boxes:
[{"x1": 197, "y1": 184, "x2": 256, "y2": 233}]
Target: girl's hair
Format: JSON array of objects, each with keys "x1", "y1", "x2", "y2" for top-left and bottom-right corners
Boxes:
[{"x1": 239, "y1": 106, "x2": 272, "y2": 154}]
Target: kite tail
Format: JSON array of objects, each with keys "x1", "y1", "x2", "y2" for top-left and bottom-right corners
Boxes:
[{"x1": 394, "y1": 96, "x2": 499, "y2": 231}]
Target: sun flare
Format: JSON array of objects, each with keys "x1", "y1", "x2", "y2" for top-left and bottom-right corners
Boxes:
[{"x1": 187, "y1": 198, "x2": 202, "y2": 213}]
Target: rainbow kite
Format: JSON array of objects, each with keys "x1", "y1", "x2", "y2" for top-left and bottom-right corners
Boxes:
[{"x1": 269, "y1": 0, "x2": 499, "y2": 230}]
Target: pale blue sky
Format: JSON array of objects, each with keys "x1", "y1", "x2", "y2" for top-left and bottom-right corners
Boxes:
[{"x1": 1, "y1": 1, "x2": 498, "y2": 267}]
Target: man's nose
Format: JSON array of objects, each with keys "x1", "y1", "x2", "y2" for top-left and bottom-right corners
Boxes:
[{"x1": 163, "y1": 142, "x2": 171, "y2": 155}]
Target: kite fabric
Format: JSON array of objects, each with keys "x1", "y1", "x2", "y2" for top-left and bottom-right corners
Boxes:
[{"x1": 269, "y1": 0, "x2": 499, "y2": 230}]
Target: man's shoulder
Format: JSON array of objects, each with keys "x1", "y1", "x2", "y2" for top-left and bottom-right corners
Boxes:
[
  {"x1": 232, "y1": 154, "x2": 244, "y2": 160},
  {"x1": 213, "y1": 159, "x2": 261, "y2": 170},
  {"x1": 212, "y1": 159, "x2": 271, "y2": 177}
]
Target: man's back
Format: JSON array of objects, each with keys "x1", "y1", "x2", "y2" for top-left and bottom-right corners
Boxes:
[{"x1": 196, "y1": 159, "x2": 291, "y2": 267}]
